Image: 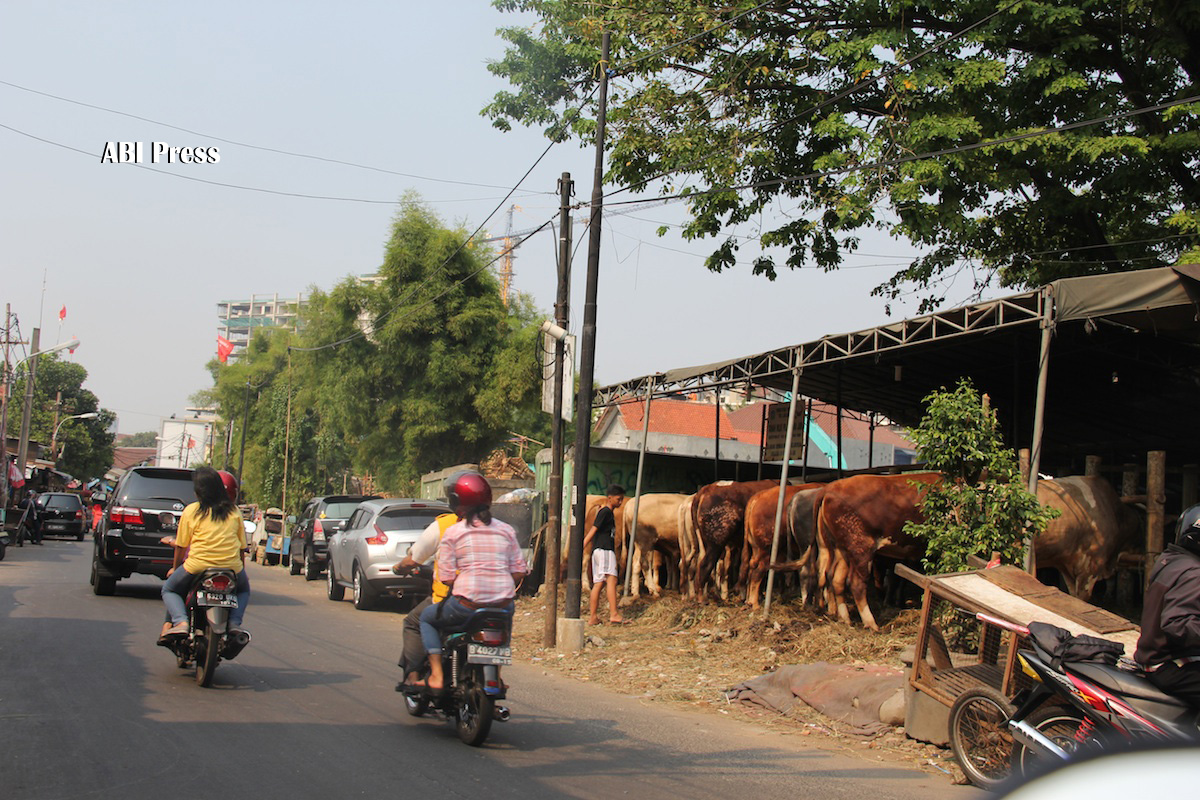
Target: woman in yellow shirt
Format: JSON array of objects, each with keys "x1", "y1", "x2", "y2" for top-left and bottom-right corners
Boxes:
[{"x1": 159, "y1": 467, "x2": 250, "y2": 640}]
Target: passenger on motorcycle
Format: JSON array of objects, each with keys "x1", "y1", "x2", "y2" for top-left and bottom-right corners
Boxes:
[
  {"x1": 1134, "y1": 502, "x2": 1200, "y2": 707},
  {"x1": 415, "y1": 471, "x2": 526, "y2": 691},
  {"x1": 159, "y1": 468, "x2": 251, "y2": 641},
  {"x1": 393, "y1": 507, "x2": 459, "y2": 687}
]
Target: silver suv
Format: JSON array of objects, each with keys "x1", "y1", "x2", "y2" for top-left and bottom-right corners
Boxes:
[{"x1": 325, "y1": 498, "x2": 451, "y2": 610}]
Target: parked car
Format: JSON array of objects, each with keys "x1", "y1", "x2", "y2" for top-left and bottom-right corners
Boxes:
[
  {"x1": 91, "y1": 466, "x2": 194, "y2": 596},
  {"x1": 36, "y1": 492, "x2": 88, "y2": 540},
  {"x1": 289, "y1": 494, "x2": 378, "y2": 580},
  {"x1": 326, "y1": 498, "x2": 450, "y2": 611}
]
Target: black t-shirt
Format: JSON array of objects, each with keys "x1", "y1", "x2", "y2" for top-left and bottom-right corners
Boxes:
[{"x1": 592, "y1": 505, "x2": 616, "y2": 552}]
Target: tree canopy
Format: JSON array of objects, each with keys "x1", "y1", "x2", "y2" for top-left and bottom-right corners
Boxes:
[
  {"x1": 6, "y1": 354, "x2": 115, "y2": 479},
  {"x1": 207, "y1": 200, "x2": 553, "y2": 512},
  {"x1": 485, "y1": 0, "x2": 1200, "y2": 310}
]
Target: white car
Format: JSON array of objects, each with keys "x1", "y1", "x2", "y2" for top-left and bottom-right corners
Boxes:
[{"x1": 325, "y1": 498, "x2": 451, "y2": 610}]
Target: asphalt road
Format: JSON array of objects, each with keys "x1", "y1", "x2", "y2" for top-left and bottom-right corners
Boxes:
[{"x1": 1, "y1": 538, "x2": 979, "y2": 800}]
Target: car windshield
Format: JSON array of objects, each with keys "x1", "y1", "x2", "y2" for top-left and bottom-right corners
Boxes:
[
  {"x1": 322, "y1": 501, "x2": 360, "y2": 518},
  {"x1": 376, "y1": 508, "x2": 441, "y2": 533},
  {"x1": 119, "y1": 471, "x2": 194, "y2": 505},
  {"x1": 45, "y1": 494, "x2": 83, "y2": 510}
]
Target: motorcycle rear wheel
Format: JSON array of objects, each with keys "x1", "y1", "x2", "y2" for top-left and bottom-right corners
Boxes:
[
  {"x1": 1011, "y1": 704, "x2": 1088, "y2": 777},
  {"x1": 949, "y1": 685, "x2": 1016, "y2": 788},
  {"x1": 404, "y1": 692, "x2": 430, "y2": 717},
  {"x1": 456, "y1": 676, "x2": 494, "y2": 746},
  {"x1": 196, "y1": 625, "x2": 221, "y2": 687}
]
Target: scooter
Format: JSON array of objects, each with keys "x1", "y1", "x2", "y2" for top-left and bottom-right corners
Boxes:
[
  {"x1": 159, "y1": 567, "x2": 251, "y2": 687},
  {"x1": 397, "y1": 605, "x2": 514, "y2": 746},
  {"x1": 949, "y1": 612, "x2": 1200, "y2": 788}
]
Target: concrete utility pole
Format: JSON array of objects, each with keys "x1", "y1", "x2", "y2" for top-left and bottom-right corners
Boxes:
[
  {"x1": 16, "y1": 327, "x2": 40, "y2": 476},
  {"x1": 565, "y1": 31, "x2": 611, "y2": 634},
  {"x1": 544, "y1": 171, "x2": 573, "y2": 647},
  {"x1": 1, "y1": 304, "x2": 12, "y2": 524}
]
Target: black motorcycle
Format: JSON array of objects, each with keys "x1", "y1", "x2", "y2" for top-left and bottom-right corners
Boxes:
[
  {"x1": 160, "y1": 567, "x2": 251, "y2": 687},
  {"x1": 398, "y1": 605, "x2": 513, "y2": 746},
  {"x1": 949, "y1": 613, "x2": 1200, "y2": 788}
]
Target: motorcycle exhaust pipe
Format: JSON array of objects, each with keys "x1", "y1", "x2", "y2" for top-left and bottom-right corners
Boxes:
[
  {"x1": 493, "y1": 705, "x2": 510, "y2": 722},
  {"x1": 221, "y1": 630, "x2": 252, "y2": 660},
  {"x1": 1008, "y1": 719, "x2": 1071, "y2": 761}
]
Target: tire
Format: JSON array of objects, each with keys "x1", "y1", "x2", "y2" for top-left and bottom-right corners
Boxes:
[
  {"x1": 196, "y1": 623, "x2": 221, "y2": 687},
  {"x1": 404, "y1": 691, "x2": 430, "y2": 717},
  {"x1": 91, "y1": 557, "x2": 117, "y2": 596},
  {"x1": 289, "y1": 550, "x2": 303, "y2": 575},
  {"x1": 304, "y1": 551, "x2": 321, "y2": 581},
  {"x1": 0, "y1": 540, "x2": 6, "y2": 561},
  {"x1": 76, "y1": 532, "x2": 85, "y2": 541},
  {"x1": 352, "y1": 565, "x2": 377, "y2": 611},
  {"x1": 1011, "y1": 705, "x2": 1088, "y2": 777},
  {"x1": 456, "y1": 672, "x2": 495, "y2": 746},
  {"x1": 327, "y1": 561, "x2": 345, "y2": 601},
  {"x1": 949, "y1": 685, "x2": 1016, "y2": 788}
]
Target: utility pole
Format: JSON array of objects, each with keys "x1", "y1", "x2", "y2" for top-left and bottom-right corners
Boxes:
[
  {"x1": 544, "y1": 171, "x2": 573, "y2": 647},
  {"x1": 565, "y1": 31, "x2": 611, "y2": 622},
  {"x1": 1, "y1": 304, "x2": 12, "y2": 525},
  {"x1": 16, "y1": 327, "x2": 40, "y2": 477},
  {"x1": 236, "y1": 378, "x2": 251, "y2": 499}
]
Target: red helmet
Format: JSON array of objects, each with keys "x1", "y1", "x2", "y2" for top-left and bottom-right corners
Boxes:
[
  {"x1": 218, "y1": 470, "x2": 239, "y2": 503},
  {"x1": 444, "y1": 470, "x2": 491, "y2": 510}
]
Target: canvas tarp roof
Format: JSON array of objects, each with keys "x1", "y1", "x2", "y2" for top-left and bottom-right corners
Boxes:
[{"x1": 594, "y1": 266, "x2": 1200, "y2": 470}]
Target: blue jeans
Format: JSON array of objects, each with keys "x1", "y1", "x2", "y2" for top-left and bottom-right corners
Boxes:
[
  {"x1": 419, "y1": 596, "x2": 513, "y2": 655},
  {"x1": 162, "y1": 567, "x2": 250, "y2": 627}
]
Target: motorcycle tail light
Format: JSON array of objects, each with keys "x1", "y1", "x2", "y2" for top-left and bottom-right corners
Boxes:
[
  {"x1": 365, "y1": 525, "x2": 388, "y2": 545},
  {"x1": 203, "y1": 574, "x2": 235, "y2": 592},
  {"x1": 111, "y1": 506, "x2": 144, "y2": 526},
  {"x1": 472, "y1": 629, "x2": 507, "y2": 645}
]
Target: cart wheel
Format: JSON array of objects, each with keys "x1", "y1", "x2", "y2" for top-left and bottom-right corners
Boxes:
[{"x1": 949, "y1": 685, "x2": 1016, "y2": 788}]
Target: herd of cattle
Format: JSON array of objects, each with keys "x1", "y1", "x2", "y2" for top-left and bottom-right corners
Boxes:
[{"x1": 575, "y1": 472, "x2": 1142, "y2": 630}]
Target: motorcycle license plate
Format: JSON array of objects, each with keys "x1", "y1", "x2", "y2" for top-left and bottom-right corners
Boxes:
[
  {"x1": 467, "y1": 643, "x2": 511, "y2": 665},
  {"x1": 196, "y1": 591, "x2": 237, "y2": 608}
]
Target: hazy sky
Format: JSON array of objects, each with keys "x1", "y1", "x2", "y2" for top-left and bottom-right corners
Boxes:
[{"x1": 2, "y1": 2, "x2": 987, "y2": 435}]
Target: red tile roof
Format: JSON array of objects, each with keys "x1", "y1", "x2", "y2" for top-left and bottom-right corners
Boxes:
[{"x1": 111, "y1": 447, "x2": 156, "y2": 471}]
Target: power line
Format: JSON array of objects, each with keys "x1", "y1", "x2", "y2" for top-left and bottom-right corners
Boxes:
[
  {"x1": 0, "y1": 78, "x2": 553, "y2": 195},
  {"x1": 0, "y1": 121, "x2": 532, "y2": 205}
]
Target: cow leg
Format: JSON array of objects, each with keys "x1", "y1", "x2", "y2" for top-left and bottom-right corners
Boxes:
[
  {"x1": 695, "y1": 541, "x2": 723, "y2": 604},
  {"x1": 630, "y1": 543, "x2": 644, "y2": 598},
  {"x1": 648, "y1": 550, "x2": 663, "y2": 597},
  {"x1": 830, "y1": 552, "x2": 853, "y2": 624},
  {"x1": 848, "y1": 560, "x2": 880, "y2": 631}
]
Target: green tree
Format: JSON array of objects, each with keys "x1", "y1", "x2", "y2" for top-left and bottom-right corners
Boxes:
[
  {"x1": 6, "y1": 354, "x2": 115, "y2": 479},
  {"x1": 904, "y1": 379, "x2": 1057, "y2": 574},
  {"x1": 486, "y1": 0, "x2": 1200, "y2": 310},
  {"x1": 121, "y1": 431, "x2": 158, "y2": 447},
  {"x1": 205, "y1": 198, "x2": 553, "y2": 508}
]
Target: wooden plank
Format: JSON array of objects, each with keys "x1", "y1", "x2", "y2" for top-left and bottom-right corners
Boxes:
[{"x1": 976, "y1": 565, "x2": 1134, "y2": 634}]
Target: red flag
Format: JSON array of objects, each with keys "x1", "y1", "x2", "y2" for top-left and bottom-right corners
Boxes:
[
  {"x1": 216, "y1": 335, "x2": 234, "y2": 363},
  {"x1": 69, "y1": 336, "x2": 77, "y2": 355},
  {"x1": 59, "y1": 305, "x2": 67, "y2": 321},
  {"x1": 7, "y1": 459, "x2": 24, "y2": 489},
  {"x1": 187, "y1": 437, "x2": 197, "y2": 450}
]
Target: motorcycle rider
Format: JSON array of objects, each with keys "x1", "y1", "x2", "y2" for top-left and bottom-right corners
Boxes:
[
  {"x1": 393, "y1": 501, "x2": 459, "y2": 688},
  {"x1": 159, "y1": 468, "x2": 251, "y2": 641},
  {"x1": 415, "y1": 471, "x2": 526, "y2": 691},
  {"x1": 1134, "y1": 502, "x2": 1200, "y2": 707}
]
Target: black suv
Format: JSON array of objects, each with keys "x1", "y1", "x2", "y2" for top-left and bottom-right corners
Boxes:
[
  {"x1": 37, "y1": 492, "x2": 88, "y2": 540},
  {"x1": 90, "y1": 466, "x2": 194, "y2": 596},
  {"x1": 289, "y1": 494, "x2": 378, "y2": 580}
]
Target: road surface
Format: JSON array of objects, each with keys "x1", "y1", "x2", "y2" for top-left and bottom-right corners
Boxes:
[{"x1": 1, "y1": 538, "x2": 979, "y2": 799}]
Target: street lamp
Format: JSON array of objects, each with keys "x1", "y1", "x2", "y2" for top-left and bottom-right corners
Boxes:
[{"x1": 51, "y1": 412, "x2": 99, "y2": 458}]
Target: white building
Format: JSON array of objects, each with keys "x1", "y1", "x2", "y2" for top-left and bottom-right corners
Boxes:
[
  {"x1": 216, "y1": 293, "x2": 305, "y2": 360},
  {"x1": 156, "y1": 409, "x2": 218, "y2": 469}
]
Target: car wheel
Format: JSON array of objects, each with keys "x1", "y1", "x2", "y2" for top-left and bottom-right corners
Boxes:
[
  {"x1": 76, "y1": 532, "x2": 85, "y2": 542},
  {"x1": 289, "y1": 549, "x2": 303, "y2": 575},
  {"x1": 92, "y1": 559, "x2": 117, "y2": 596},
  {"x1": 326, "y1": 560, "x2": 345, "y2": 601},
  {"x1": 352, "y1": 565, "x2": 377, "y2": 611}
]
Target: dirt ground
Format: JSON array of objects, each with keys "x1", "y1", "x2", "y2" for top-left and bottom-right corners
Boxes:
[{"x1": 509, "y1": 590, "x2": 966, "y2": 781}]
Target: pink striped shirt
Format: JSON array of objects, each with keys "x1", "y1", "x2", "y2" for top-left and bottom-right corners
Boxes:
[{"x1": 436, "y1": 517, "x2": 527, "y2": 606}]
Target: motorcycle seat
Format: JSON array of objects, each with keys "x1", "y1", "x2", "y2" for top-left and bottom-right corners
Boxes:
[
  {"x1": 1068, "y1": 661, "x2": 1189, "y2": 707},
  {"x1": 440, "y1": 607, "x2": 512, "y2": 639}
]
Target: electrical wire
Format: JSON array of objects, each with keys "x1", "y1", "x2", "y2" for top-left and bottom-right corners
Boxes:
[{"x1": 0, "y1": 78, "x2": 553, "y2": 195}]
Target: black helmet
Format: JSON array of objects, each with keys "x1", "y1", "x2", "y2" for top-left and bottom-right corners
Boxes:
[
  {"x1": 444, "y1": 470, "x2": 491, "y2": 511},
  {"x1": 1177, "y1": 503, "x2": 1200, "y2": 557}
]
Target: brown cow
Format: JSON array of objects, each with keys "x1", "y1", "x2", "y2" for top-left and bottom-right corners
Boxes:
[
  {"x1": 742, "y1": 483, "x2": 824, "y2": 609},
  {"x1": 818, "y1": 472, "x2": 940, "y2": 630},
  {"x1": 678, "y1": 494, "x2": 699, "y2": 598},
  {"x1": 1034, "y1": 476, "x2": 1142, "y2": 601},
  {"x1": 691, "y1": 479, "x2": 779, "y2": 602},
  {"x1": 623, "y1": 493, "x2": 690, "y2": 597}
]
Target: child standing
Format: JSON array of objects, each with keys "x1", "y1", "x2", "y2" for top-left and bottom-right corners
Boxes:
[{"x1": 585, "y1": 484, "x2": 626, "y2": 625}]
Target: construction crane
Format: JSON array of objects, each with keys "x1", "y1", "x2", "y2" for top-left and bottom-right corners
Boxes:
[{"x1": 499, "y1": 205, "x2": 519, "y2": 308}]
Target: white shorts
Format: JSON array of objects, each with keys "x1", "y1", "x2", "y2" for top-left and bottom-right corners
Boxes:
[{"x1": 591, "y1": 548, "x2": 618, "y2": 579}]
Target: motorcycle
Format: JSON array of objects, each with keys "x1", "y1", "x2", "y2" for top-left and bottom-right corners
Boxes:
[
  {"x1": 159, "y1": 567, "x2": 252, "y2": 687},
  {"x1": 397, "y1": 602, "x2": 514, "y2": 746},
  {"x1": 949, "y1": 612, "x2": 1200, "y2": 788}
]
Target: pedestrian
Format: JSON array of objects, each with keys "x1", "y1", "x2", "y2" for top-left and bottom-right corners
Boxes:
[{"x1": 585, "y1": 484, "x2": 627, "y2": 625}]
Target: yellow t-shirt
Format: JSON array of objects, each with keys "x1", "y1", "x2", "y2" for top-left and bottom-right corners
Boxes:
[{"x1": 176, "y1": 501, "x2": 246, "y2": 574}]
